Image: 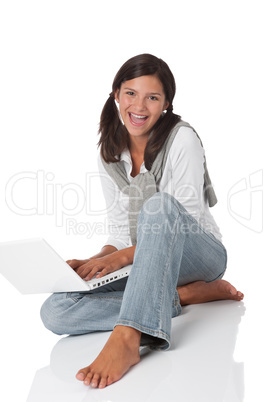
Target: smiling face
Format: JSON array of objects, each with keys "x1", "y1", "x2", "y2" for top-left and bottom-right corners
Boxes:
[{"x1": 115, "y1": 75, "x2": 169, "y2": 139}]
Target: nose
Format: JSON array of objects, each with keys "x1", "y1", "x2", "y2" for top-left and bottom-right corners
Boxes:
[{"x1": 133, "y1": 96, "x2": 147, "y2": 111}]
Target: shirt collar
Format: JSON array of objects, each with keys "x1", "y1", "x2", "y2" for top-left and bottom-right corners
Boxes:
[
  {"x1": 120, "y1": 148, "x2": 132, "y2": 165},
  {"x1": 120, "y1": 148, "x2": 147, "y2": 175}
]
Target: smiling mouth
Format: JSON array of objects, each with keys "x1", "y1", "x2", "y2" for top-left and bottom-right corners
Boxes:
[{"x1": 128, "y1": 113, "x2": 149, "y2": 126}]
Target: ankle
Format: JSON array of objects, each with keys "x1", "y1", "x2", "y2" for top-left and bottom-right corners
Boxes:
[
  {"x1": 177, "y1": 281, "x2": 206, "y2": 306},
  {"x1": 114, "y1": 325, "x2": 141, "y2": 345},
  {"x1": 177, "y1": 285, "x2": 190, "y2": 306}
]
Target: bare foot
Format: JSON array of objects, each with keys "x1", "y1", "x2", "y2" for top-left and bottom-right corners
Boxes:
[
  {"x1": 76, "y1": 326, "x2": 141, "y2": 389},
  {"x1": 177, "y1": 279, "x2": 244, "y2": 306}
]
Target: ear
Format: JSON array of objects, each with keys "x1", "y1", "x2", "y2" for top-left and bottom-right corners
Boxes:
[
  {"x1": 163, "y1": 100, "x2": 169, "y2": 111},
  {"x1": 114, "y1": 89, "x2": 120, "y2": 104}
]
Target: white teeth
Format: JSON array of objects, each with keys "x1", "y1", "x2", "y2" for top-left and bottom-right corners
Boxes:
[{"x1": 131, "y1": 113, "x2": 147, "y2": 119}]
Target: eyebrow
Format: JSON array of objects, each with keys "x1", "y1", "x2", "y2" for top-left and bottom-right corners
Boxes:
[{"x1": 123, "y1": 87, "x2": 162, "y2": 96}]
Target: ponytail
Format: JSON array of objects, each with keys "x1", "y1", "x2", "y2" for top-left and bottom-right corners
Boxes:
[
  {"x1": 144, "y1": 108, "x2": 180, "y2": 170},
  {"x1": 98, "y1": 94, "x2": 128, "y2": 162}
]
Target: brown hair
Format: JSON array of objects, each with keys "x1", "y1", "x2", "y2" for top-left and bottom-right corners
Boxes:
[{"x1": 98, "y1": 54, "x2": 181, "y2": 170}]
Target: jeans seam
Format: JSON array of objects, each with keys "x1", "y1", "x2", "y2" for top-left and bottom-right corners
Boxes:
[
  {"x1": 66, "y1": 293, "x2": 124, "y2": 304},
  {"x1": 116, "y1": 319, "x2": 170, "y2": 349},
  {"x1": 173, "y1": 292, "x2": 182, "y2": 316},
  {"x1": 175, "y1": 198, "x2": 224, "y2": 248},
  {"x1": 158, "y1": 209, "x2": 182, "y2": 331}
]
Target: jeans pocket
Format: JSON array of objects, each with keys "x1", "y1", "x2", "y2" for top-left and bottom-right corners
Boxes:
[{"x1": 66, "y1": 292, "x2": 86, "y2": 303}]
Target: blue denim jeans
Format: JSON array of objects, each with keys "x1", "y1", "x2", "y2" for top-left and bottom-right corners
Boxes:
[{"x1": 40, "y1": 193, "x2": 227, "y2": 350}]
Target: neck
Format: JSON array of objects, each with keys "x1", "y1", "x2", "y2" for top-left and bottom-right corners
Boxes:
[{"x1": 128, "y1": 134, "x2": 148, "y2": 158}]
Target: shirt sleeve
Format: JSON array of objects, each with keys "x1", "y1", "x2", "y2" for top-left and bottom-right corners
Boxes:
[
  {"x1": 97, "y1": 154, "x2": 130, "y2": 250},
  {"x1": 164, "y1": 126, "x2": 206, "y2": 220}
]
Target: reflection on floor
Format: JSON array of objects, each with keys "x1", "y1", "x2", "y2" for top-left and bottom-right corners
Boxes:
[{"x1": 26, "y1": 300, "x2": 245, "y2": 402}]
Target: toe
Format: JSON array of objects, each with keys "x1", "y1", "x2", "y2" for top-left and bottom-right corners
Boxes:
[
  {"x1": 84, "y1": 371, "x2": 93, "y2": 386},
  {"x1": 76, "y1": 373, "x2": 85, "y2": 381},
  {"x1": 76, "y1": 371, "x2": 86, "y2": 381},
  {"x1": 78, "y1": 367, "x2": 93, "y2": 386},
  {"x1": 99, "y1": 376, "x2": 108, "y2": 389},
  {"x1": 90, "y1": 373, "x2": 100, "y2": 388},
  {"x1": 228, "y1": 284, "x2": 237, "y2": 295},
  {"x1": 237, "y1": 291, "x2": 244, "y2": 300}
]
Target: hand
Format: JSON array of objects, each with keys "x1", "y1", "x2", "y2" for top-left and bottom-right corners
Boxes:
[
  {"x1": 66, "y1": 258, "x2": 91, "y2": 270},
  {"x1": 71, "y1": 252, "x2": 126, "y2": 282}
]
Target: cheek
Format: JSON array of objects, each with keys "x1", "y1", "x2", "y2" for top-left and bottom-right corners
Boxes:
[
  {"x1": 151, "y1": 105, "x2": 165, "y2": 119},
  {"x1": 119, "y1": 98, "x2": 132, "y2": 113}
]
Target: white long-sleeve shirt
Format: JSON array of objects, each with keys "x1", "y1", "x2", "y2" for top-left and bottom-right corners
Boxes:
[{"x1": 98, "y1": 126, "x2": 222, "y2": 250}]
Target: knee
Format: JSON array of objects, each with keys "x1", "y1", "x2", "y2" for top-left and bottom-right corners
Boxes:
[
  {"x1": 139, "y1": 192, "x2": 181, "y2": 222},
  {"x1": 40, "y1": 293, "x2": 69, "y2": 335}
]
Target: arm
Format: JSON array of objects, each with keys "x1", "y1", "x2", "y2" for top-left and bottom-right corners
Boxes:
[
  {"x1": 97, "y1": 154, "x2": 131, "y2": 251},
  {"x1": 67, "y1": 154, "x2": 134, "y2": 280},
  {"x1": 167, "y1": 127, "x2": 206, "y2": 218}
]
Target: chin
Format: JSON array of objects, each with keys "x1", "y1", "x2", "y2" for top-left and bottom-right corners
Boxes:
[{"x1": 128, "y1": 128, "x2": 150, "y2": 138}]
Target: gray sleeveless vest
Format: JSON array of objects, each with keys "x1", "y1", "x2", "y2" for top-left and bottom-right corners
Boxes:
[{"x1": 101, "y1": 120, "x2": 217, "y2": 245}]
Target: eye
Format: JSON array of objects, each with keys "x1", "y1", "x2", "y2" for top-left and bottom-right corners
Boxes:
[
  {"x1": 126, "y1": 91, "x2": 135, "y2": 96},
  {"x1": 149, "y1": 96, "x2": 159, "y2": 101}
]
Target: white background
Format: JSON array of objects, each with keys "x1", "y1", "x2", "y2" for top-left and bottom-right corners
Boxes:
[{"x1": 0, "y1": 1, "x2": 267, "y2": 401}]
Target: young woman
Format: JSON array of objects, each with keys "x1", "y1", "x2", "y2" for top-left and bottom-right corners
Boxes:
[{"x1": 41, "y1": 54, "x2": 243, "y2": 389}]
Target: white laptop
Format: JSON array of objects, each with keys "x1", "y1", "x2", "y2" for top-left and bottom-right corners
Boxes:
[{"x1": 0, "y1": 238, "x2": 132, "y2": 294}]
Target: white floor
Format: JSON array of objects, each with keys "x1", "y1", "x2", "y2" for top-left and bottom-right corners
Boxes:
[{"x1": 0, "y1": 271, "x2": 266, "y2": 402}]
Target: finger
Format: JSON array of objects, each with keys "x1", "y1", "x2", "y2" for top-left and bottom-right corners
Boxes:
[
  {"x1": 76, "y1": 261, "x2": 93, "y2": 277},
  {"x1": 84, "y1": 266, "x2": 100, "y2": 281},
  {"x1": 66, "y1": 259, "x2": 79, "y2": 269},
  {"x1": 95, "y1": 268, "x2": 108, "y2": 278}
]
